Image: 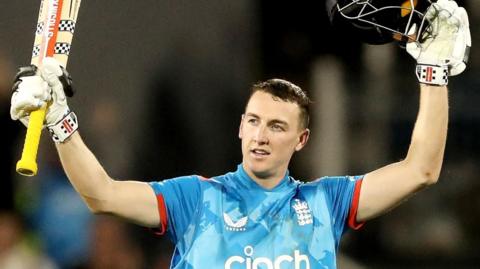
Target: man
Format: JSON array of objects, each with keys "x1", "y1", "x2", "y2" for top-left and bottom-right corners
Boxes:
[{"x1": 10, "y1": 0, "x2": 470, "y2": 268}]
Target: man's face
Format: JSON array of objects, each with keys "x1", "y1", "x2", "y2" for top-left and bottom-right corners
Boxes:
[{"x1": 239, "y1": 91, "x2": 309, "y2": 182}]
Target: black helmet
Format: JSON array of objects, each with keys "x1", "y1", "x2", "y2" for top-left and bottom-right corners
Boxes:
[{"x1": 327, "y1": 0, "x2": 435, "y2": 45}]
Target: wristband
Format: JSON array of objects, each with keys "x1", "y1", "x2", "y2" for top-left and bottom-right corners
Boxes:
[
  {"x1": 415, "y1": 64, "x2": 449, "y2": 86},
  {"x1": 47, "y1": 111, "x2": 78, "y2": 143}
]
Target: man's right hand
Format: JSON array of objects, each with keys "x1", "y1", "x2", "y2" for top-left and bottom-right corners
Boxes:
[
  {"x1": 10, "y1": 57, "x2": 77, "y2": 142},
  {"x1": 10, "y1": 65, "x2": 51, "y2": 127}
]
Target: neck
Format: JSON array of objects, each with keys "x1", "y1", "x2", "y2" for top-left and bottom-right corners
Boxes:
[{"x1": 241, "y1": 163, "x2": 286, "y2": 189}]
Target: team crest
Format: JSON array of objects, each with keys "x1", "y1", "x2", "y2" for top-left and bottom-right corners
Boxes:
[{"x1": 292, "y1": 199, "x2": 313, "y2": 226}]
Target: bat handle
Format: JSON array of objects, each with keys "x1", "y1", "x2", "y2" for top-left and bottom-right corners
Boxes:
[{"x1": 16, "y1": 105, "x2": 47, "y2": 176}]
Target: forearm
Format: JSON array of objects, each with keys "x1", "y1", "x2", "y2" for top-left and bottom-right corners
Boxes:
[
  {"x1": 55, "y1": 131, "x2": 113, "y2": 212},
  {"x1": 404, "y1": 83, "x2": 448, "y2": 183}
]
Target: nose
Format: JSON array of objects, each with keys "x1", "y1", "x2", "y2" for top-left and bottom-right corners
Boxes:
[{"x1": 253, "y1": 125, "x2": 269, "y2": 145}]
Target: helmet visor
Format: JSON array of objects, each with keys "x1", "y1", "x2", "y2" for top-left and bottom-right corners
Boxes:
[{"x1": 334, "y1": 0, "x2": 434, "y2": 44}]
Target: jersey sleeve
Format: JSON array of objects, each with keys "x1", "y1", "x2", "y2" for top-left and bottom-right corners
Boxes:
[
  {"x1": 317, "y1": 175, "x2": 364, "y2": 238},
  {"x1": 149, "y1": 175, "x2": 202, "y2": 243}
]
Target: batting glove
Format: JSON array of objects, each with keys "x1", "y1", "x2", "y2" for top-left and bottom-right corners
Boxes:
[
  {"x1": 10, "y1": 65, "x2": 50, "y2": 126},
  {"x1": 407, "y1": 0, "x2": 471, "y2": 85},
  {"x1": 10, "y1": 57, "x2": 78, "y2": 143}
]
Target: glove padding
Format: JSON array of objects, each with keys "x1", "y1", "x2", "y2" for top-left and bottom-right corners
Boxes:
[
  {"x1": 10, "y1": 57, "x2": 74, "y2": 128},
  {"x1": 407, "y1": 0, "x2": 471, "y2": 76}
]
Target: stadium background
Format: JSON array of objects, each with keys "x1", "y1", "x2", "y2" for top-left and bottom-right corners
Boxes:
[{"x1": 0, "y1": 0, "x2": 479, "y2": 268}]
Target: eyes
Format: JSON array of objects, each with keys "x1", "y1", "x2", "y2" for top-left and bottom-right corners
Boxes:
[
  {"x1": 270, "y1": 123, "x2": 285, "y2": 132},
  {"x1": 246, "y1": 117, "x2": 286, "y2": 132},
  {"x1": 247, "y1": 118, "x2": 258, "y2": 125}
]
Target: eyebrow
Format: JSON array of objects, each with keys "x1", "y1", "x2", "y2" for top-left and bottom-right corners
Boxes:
[
  {"x1": 245, "y1": 113, "x2": 289, "y2": 127},
  {"x1": 245, "y1": 112, "x2": 259, "y2": 118}
]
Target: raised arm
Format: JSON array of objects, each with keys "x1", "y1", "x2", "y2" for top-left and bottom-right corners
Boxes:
[
  {"x1": 10, "y1": 58, "x2": 160, "y2": 228},
  {"x1": 356, "y1": 0, "x2": 471, "y2": 222},
  {"x1": 357, "y1": 84, "x2": 447, "y2": 221},
  {"x1": 56, "y1": 132, "x2": 160, "y2": 227}
]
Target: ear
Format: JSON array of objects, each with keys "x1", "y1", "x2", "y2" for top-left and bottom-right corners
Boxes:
[
  {"x1": 239, "y1": 114, "x2": 245, "y2": 139},
  {"x1": 295, "y1": 128, "x2": 310, "y2": 151}
]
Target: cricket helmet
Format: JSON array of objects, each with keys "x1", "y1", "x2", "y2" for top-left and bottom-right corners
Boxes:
[{"x1": 326, "y1": 0, "x2": 435, "y2": 45}]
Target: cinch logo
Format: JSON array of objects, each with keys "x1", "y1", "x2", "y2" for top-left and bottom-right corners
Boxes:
[{"x1": 224, "y1": 245, "x2": 310, "y2": 269}]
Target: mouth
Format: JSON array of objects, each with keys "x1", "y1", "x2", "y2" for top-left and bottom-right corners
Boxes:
[{"x1": 250, "y1": 148, "x2": 270, "y2": 159}]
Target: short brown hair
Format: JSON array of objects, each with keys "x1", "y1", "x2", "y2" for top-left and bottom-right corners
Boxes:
[{"x1": 248, "y1": 78, "x2": 311, "y2": 129}]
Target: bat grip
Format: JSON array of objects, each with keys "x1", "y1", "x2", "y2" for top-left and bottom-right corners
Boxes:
[{"x1": 16, "y1": 105, "x2": 47, "y2": 176}]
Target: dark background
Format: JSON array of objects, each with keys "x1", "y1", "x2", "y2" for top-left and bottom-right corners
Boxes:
[{"x1": 0, "y1": 1, "x2": 479, "y2": 268}]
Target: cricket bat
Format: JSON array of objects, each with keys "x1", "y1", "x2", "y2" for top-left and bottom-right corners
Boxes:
[{"x1": 16, "y1": 0, "x2": 82, "y2": 176}]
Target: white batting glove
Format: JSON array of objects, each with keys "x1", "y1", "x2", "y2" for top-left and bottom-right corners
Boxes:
[
  {"x1": 407, "y1": 0, "x2": 471, "y2": 85},
  {"x1": 10, "y1": 71, "x2": 51, "y2": 127},
  {"x1": 10, "y1": 57, "x2": 78, "y2": 143}
]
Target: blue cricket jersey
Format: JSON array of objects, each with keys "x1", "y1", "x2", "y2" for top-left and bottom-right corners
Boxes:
[{"x1": 149, "y1": 164, "x2": 363, "y2": 269}]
